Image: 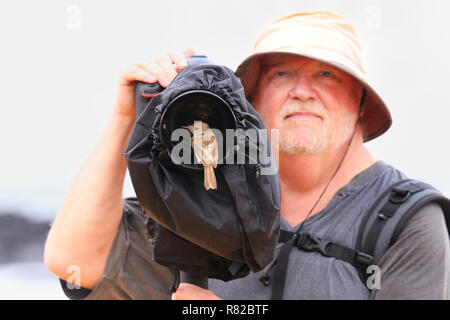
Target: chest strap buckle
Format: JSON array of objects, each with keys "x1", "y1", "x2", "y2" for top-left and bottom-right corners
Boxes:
[{"x1": 294, "y1": 233, "x2": 331, "y2": 257}]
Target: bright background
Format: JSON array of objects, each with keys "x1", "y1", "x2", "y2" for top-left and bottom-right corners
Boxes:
[{"x1": 1, "y1": 0, "x2": 449, "y2": 299}]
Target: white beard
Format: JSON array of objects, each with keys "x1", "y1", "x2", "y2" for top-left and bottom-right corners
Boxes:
[{"x1": 279, "y1": 108, "x2": 357, "y2": 155}]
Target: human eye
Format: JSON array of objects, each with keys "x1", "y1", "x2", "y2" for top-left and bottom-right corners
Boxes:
[
  {"x1": 268, "y1": 68, "x2": 291, "y2": 81},
  {"x1": 316, "y1": 69, "x2": 343, "y2": 84},
  {"x1": 320, "y1": 70, "x2": 334, "y2": 78}
]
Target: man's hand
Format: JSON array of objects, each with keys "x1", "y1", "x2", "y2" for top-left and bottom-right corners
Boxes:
[
  {"x1": 171, "y1": 283, "x2": 222, "y2": 300},
  {"x1": 114, "y1": 48, "x2": 195, "y2": 119}
]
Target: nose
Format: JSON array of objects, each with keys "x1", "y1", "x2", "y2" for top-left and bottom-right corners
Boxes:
[{"x1": 288, "y1": 74, "x2": 317, "y2": 101}]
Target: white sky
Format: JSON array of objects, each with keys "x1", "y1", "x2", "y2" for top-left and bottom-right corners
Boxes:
[{"x1": 1, "y1": 0, "x2": 449, "y2": 220}]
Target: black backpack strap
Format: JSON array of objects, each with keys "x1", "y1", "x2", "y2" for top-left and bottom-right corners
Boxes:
[
  {"x1": 355, "y1": 178, "x2": 450, "y2": 283},
  {"x1": 270, "y1": 230, "x2": 374, "y2": 299},
  {"x1": 279, "y1": 230, "x2": 374, "y2": 266},
  {"x1": 272, "y1": 178, "x2": 450, "y2": 297}
]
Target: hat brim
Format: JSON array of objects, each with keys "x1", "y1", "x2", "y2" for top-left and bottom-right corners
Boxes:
[{"x1": 235, "y1": 50, "x2": 392, "y2": 142}]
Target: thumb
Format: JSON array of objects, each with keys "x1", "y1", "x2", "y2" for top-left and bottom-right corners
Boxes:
[{"x1": 171, "y1": 283, "x2": 221, "y2": 300}]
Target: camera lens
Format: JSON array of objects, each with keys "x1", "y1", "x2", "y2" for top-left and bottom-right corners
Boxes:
[{"x1": 160, "y1": 90, "x2": 237, "y2": 169}]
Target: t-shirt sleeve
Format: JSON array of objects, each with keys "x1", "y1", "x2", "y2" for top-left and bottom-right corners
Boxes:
[
  {"x1": 371, "y1": 202, "x2": 450, "y2": 300},
  {"x1": 59, "y1": 197, "x2": 175, "y2": 300}
]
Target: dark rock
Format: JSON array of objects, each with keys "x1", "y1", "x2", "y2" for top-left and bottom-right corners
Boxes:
[{"x1": 0, "y1": 212, "x2": 52, "y2": 264}]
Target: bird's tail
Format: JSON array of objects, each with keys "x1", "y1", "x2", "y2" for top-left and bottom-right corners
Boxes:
[{"x1": 204, "y1": 165, "x2": 217, "y2": 190}]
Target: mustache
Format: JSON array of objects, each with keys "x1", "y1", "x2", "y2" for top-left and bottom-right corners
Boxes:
[{"x1": 279, "y1": 102, "x2": 327, "y2": 120}]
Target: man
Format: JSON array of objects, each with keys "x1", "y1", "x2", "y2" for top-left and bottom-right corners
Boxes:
[{"x1": 44, "y1": 11, "x2": 450, "y2": 299}]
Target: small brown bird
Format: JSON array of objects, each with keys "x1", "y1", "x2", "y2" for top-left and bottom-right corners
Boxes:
[{"x1": 185, "y1": 121, "x2": 218, "y2": 190}]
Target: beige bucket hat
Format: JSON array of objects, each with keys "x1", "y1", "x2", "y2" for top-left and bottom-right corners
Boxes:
[{"x1": 235, "y1": 11, "x2": 391, "y2": 142}]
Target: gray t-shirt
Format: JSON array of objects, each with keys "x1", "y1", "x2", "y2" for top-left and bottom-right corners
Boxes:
[{"x1": 60, "y1": 160, "x2": 450, "y2": 299}]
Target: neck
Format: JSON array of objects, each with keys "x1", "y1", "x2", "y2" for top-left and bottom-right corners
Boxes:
[{"x1": 277, "y1": 131, "x2": 376, "y2": 227}]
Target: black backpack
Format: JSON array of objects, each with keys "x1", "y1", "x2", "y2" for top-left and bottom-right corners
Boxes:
[{"x1": 271, "y1": 178, "x2": 450, "y2": 299}]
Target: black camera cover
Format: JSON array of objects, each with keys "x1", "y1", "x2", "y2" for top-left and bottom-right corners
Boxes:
[{"x1": 124, "y1": 63, "x2": 280, "y2": 281}]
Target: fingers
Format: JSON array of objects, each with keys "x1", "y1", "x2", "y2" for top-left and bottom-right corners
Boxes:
[
  {"x1": 171, "y1": 283, "x2": 221, "y2": 300},
  {"x1": 119, "y1": 65, "x2": 157, "y2": 86},
  {"x1": 130, "y1": 49, "x2": 195, "y2": 88},
  {"x1": 155, "y1": 54, "x2": 179, "y2": 86},
  {"x1": 169, "y1": 52, "x2": 188, "y2": 71},
  {"x1": 136, "y1": 59, "x2": 172, "y2": 87},
  {"x1": 115, "y1": 49, "x2": 195, "y2": 118}
]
